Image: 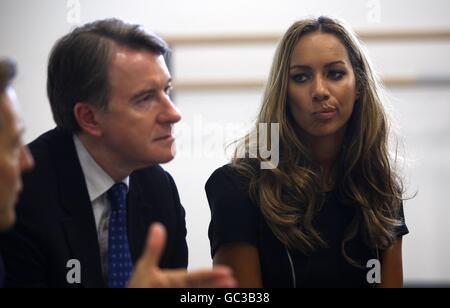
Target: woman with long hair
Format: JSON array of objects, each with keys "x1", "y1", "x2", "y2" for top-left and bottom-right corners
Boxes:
[{"x1": 206, "y1": 16, "x2": 409, "y2": 288}]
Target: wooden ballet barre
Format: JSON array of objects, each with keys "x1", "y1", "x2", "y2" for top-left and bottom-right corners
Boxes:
[
  {"x1": 173, "y1": 76, "x2": 450, "y2": 91},
  {"x1": 173, "y1": 79, "x2": 266, "y2": 90},
  {"x1": 165, "y1": 30, "x2": 450, "y2": 46}
]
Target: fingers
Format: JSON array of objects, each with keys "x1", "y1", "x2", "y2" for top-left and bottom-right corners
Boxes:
[
  {"x1": 142, "y1": 223, "x2": 167, "y2": 268},
  {"x1": 135, "y1": 224, "x2": 237, "y2": 288},
  {"x1": 164, "y1": 267, "x2": 237, "y2": 288}
]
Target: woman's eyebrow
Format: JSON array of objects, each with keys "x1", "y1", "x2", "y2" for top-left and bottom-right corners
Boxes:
[
  {"x1": 324, "y1": 60, "x2": 346, "y2": 68},
  {"x1": 289, "y1": 60, "x2": 346, "y2": 71}
]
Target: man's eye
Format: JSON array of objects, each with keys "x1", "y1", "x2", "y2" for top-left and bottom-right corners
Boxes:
[
  {"x1": 165, "y1": 85, "x2": 173, "y2": 95},
  {"x1": 10, "y1": 137, "x2": 21, "y2": 149},
  {"x1": 137, "y1": 94, "x2": 154, "y2": 103}
]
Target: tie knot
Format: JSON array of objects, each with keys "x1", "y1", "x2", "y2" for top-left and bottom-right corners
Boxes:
[{"x1": 107, "y1": 183, "x2": 128, "y2": 211}]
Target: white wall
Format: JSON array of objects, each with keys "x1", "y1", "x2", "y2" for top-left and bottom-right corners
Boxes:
[{"x1": 1, "y1": 0, "x2": 450, "y2": 284}]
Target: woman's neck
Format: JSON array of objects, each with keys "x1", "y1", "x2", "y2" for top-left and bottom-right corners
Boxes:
[{"x1": 301, "y1": 130, "x2": 345, "y2": 192}]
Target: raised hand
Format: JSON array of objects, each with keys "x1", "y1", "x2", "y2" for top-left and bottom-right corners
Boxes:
[{"x1": 127, "y1": 223, "x2": 237, "y2": 288}]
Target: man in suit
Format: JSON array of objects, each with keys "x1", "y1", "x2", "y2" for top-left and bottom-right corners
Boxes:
[
  {"x1": 0, "y1": 20, "x2": 235, "y2": 288},
  {"x1": 0, "y1": 60, "x2": 34, "y2": 288}
]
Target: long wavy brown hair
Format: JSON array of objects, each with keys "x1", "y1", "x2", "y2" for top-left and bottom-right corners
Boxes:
[{"x1": 231, "y1": 16, "x2": 405, "y2": 265}]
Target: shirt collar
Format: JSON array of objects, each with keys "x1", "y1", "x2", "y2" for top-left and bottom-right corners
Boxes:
[{"x1": 73, "y1": 135, "x2": 129, "y2": 203}]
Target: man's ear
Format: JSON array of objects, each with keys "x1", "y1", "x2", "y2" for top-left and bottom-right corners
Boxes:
[{"x1": 73, "y1": 102, "x2": 103, "y2": 137}]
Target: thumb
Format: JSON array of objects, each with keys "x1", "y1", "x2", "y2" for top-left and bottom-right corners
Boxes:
[{"x1": 141, "y1": 223, "x2": 167, "y2": 268}]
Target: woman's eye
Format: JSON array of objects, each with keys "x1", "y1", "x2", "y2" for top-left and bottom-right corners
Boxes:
[
  {"x1": 328, "y1": 71, "x2": 346, "y2": 80},
  {"x1": 291, "y1": 74, "x2": 309, "y2": 83}
]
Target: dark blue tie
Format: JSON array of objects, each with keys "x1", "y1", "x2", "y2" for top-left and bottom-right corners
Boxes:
[{"x1": 107, "y1": 183, "x2": 133, "y2": 288}]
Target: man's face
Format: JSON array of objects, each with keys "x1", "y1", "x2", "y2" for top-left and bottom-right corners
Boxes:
[
  {"x1": 94, "y1": 47, "x2": 181, "y2": 172},
  {"x1": 0, "y1": 88, "x2": 34, "y2": 231}
]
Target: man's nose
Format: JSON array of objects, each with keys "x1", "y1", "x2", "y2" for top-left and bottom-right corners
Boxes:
[
  {"x1": 159, "y1": 95, "x2": 182, "y2": 124},
  {"x1": 20, "y1": 145, "x2": 34, "y2": 172}
]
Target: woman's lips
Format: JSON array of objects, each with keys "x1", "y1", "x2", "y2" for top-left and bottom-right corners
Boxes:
[{"x1": 313, "y1": 110, "x2": 337, "y2": 120}]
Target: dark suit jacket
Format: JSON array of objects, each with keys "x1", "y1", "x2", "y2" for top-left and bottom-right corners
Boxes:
[
  {"x1": 0, "y1": 128, "x2": 188, "y2": 288},
  {"x1": 0, "y1": 254, "x2": 4, "y2": 288}
]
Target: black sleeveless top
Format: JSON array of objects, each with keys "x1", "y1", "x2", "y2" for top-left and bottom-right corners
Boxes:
[{"x1": 206, "y1": 165, "x2": 409, "y2": 288}]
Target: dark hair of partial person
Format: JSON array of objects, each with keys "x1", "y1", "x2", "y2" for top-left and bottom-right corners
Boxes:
[
  {"x1": 0, "y1": 59, "x2": 17, "y2": 127},
  {"x1": 47, "y1": 18, "x2": 170, "y2": 133},
  {"x1": 231, "y1": 16, "x2": 408, "y2": 267},
  {"x1": 0, "y1": 59, "x2": 16, "y2": 96}
]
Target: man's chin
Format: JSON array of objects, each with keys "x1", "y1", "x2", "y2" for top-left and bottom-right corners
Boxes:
[
  {"x1": 158, "y1": 146, "x2": 177, "y2": 164},
  {"x1": 141, "y1": 153, "x2": 175, "y2": 167},
  {"x1": 0, "y1": 210, "x2": 16, "y2": 232},
  {"x1": 158, "y1": 154, "x2": 176, "y2": 165}
]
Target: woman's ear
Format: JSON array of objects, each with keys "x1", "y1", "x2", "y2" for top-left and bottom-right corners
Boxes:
[{"x1": 73, "y1": 102, "x2": 103, "y2": 137}]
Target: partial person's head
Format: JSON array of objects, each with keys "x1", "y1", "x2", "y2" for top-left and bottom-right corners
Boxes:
[
  {"x1": 259, "y1": 16, "x2": 383, "y2": 154},
  {"x1": 233, "y1": 17, "x2": 404, "y2": 261},
  {"x1": 0, "y1": 59, "x2": 34, "y2": 232},
  {"x1": 47, "y1": 19, "x2": 181, "y2": 170}
]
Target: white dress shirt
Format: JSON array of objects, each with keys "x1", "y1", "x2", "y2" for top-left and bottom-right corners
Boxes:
[{"x1": 73, "y1": 135, "x2": 129, "y2": 284}]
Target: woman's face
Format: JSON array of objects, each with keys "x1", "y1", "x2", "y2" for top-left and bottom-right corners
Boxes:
[{"x1": 287, "y1": 32, "x2": 357, "y2": 142}]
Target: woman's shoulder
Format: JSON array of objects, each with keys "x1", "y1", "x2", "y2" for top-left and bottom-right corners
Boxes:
[
  {"x1": 206, "y1": 164, "x2": 251, "y2": 192},
  {"x1": 208, "y1": 164, "x2": 235, "y2": 180},
  {"x1": 205, "y1": 164, "x2": 258, "y2": 213},
  {"x1": 206, "y1": 165, "x2": 262, "y2": 257}
]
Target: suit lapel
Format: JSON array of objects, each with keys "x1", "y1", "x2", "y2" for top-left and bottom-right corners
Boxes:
[
  {"x1": 127, "y1": 175, "x2": 153, "y2": 265},
  {"x1": 127, "y1": 171, "x2": 176, "y2": 268},
  {"x1": 50, "y1": 129, "x2": 105, "y2": 288}
]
